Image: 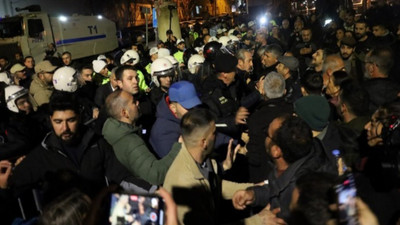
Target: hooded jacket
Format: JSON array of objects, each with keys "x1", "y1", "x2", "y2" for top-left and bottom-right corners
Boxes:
[
  {"x1": 9, "y1": 127, "x2": 148, "y2": 196},
  {"x1": 102, "y1": 117, "x2": 180, "y2": 185}
]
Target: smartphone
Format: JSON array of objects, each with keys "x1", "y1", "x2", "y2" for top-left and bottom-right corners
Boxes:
[
  {"x1": 336, "y1": 173, "x2": 359, "y2": 225},
  {"x1": 109, "y1": 193, "x2": 164, "y2": 225}
]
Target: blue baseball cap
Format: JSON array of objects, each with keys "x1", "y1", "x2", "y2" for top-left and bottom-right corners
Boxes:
[{"x1": 169, "y1": 81, "x2": 201, "y2": 109}]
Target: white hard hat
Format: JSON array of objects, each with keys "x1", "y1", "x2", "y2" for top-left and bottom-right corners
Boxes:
[
  {"x1": 151, "y1": 58, "x2": 174, "y2": 87},
  {"x1": 97, "y1": 54, "x2": 107, "y2": 60},
  {"x1": 218, "y1": 36, "x2": 232, "y2": 47},
  {"x1": 92, "y1": 60, "x2": 107, "y2": 73},
  {"x1": 176, "y1": 39, "x2": 185, "y2": 45},
  {"x1": 158, "y1": 48, "x2": 170, "y2": 58},
  {"x1": 164, "y1": 55, "x2": 178, "y2": 66},
  {"x1": 149, "y1": 47, "x2": 158, "y2": 56},
  {"x1": 5, "y1": 85, "x2": 28, "y2": 113},
  {"x1": 228, "y1": 29, "x2": 235, "y2": 35},
  {"x1": 0, "y1": 72, "x2": 12, "y2": 85},
  {"x1": 229, "y1": 35, "x2": 240, "y2": 43},
  {"x1": 120, "y1": 50, "x2": 140, "y2": 66},
  {"x1": 53, "y1": 66, "x2": 78, "y2": 92},
  {"x1": 188, "y1": 54, "x2": 205, "y2": 74},
  {"x1": 209, "y1": 36, "x2": 218, "y2": 42}
]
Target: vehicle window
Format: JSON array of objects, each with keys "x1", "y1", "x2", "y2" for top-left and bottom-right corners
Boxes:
[
  {"x1": 28, "y1": 19, "x2": 44, "y2": 38},
  {"x1": 0, "y1": 17, "x2": 23, "y2": 38}
]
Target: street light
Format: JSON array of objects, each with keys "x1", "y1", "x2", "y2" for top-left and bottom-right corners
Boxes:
[{"x1": 59, "y1": 15, "x2": 68, "y2": 22}]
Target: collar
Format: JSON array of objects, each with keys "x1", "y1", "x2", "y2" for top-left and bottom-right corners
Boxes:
[
  {"x1": 41, "y1": 127, "x2": 95, "y2": 153},
  {"x1": 180, "y1": 143, "x2": 212, "y2": 181}
]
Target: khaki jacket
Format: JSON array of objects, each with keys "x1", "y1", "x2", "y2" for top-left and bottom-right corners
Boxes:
[
  {"x1": 163, "y1": 144, "x2": 263, "y2": 225},
  {"x1": 29, "y1": 74, "x2": 53, "y2": 109}
]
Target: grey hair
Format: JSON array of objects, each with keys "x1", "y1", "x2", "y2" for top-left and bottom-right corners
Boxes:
[
  {"x1": 257, "y1": 46, "x2": 268, "y2": 57},
  {"x1": 105, "y1": 89, "x2": 129, "y2": 120},
  {"x1": 322, "y1": 55, "x2": 342, "y2": 75},
  {"x1": 263, "y1": 72, "x2": 286, "y2": 99},
  {"x1": 367, "y1": 47, "x2": 393, "y2": 76},
  {"x1": 265, "y1": 44, "x2": 283, "y2": 58},
  {"x1": 236, "y1": 49, "x2": 251, "y2": 61}
]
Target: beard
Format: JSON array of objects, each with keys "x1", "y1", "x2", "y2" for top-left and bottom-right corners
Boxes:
[
  {"x1": 355, "y1": 33, "x2": 365, "y2": 40},
  {"x1": 341, "y1": 53, "x2": 351, "y2": 60}
]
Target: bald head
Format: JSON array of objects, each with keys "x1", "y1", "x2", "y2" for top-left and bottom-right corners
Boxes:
[{"x1": 322, "y1": 55, "x2": 345, "y2": 87}]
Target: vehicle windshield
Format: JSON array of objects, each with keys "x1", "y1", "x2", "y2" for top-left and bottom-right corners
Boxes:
[{"x1": 0, "y1": 17, "x2": 23, "y2": 38}]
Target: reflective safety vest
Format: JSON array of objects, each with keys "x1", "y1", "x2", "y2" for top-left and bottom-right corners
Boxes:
[
  {"x1": 173, "y1": 51, "x2": 184, "y2": 64},
  {"x1": 190, "y1": 31, "x2": 199, "y2": 40},
  {"x1": 137, "y1": 70, "x2": 149, "y2": 91},
  {"x1": 145, "y1": 63, "x2": 151, "y2": 74}
]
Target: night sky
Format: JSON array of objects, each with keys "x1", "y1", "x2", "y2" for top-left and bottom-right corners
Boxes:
[{"x1": 1, "y1": 0, "x2": 91, "y2": 18}]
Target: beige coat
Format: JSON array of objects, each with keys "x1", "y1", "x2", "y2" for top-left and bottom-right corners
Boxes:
[
  {"x1": 163, "y1": 144, "x2": 263, "y2": 225},
  {"x1": 29, "y1": 74, "x2": 53, "y2": 108}
]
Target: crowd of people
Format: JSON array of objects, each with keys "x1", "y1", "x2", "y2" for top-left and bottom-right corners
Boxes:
[{"x1": 1, "y1": 1, "x2": 400, "y2": 224}]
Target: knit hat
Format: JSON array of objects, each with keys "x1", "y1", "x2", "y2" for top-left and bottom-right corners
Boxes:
[
  {"x1": 278, "y1": 56, "x2": 299, "y2": 71},
  {"x1": 214, "y1": 53, "x2": 238, "y2": 73},
  {"x1": 169, "y1": 81, "x2": 201, "y2": 109},
  {"x1": 92, "y1": 60, "x2": 107, "y2": 73},
  {"x1": 294, "y1": 95, "x2": 330, "y2": 131}
]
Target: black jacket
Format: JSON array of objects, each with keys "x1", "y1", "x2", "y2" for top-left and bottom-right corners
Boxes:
[
  {"x1": 362, "y1": 78, "x2": 400, "y2": 114},
  {"x1": 9, "y1": 127, "x2": 153, "y2": 196},
  {"x1": 94, "y1": 82, "x2": 114, "y2": 108},
  {"x1": 0, "y1": 111, "x2": 48, "y2": 161},
  {"x1": 250, "y1": 139, "x2": 335, "y2": 220},
  {"x1": 201, "y1": 76, "x2": 242, "y2": 138},
  {"x1": 246, "y1": 97, "x2": 293, "y2": 182}
]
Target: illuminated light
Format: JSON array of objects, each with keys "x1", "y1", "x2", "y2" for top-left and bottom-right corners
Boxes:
[
  {"x1": 59, "y1": 16, "x2": 68, "y2": 22},
  {"x1": 259, "y1": 17, "x2": 267, "y2": 25},
  {"x1": 97, "y1": 15, "x2": 103, "y2": 19},
  {"x1": 324, "y1": 18, "x2": 332, "y2": 26}
]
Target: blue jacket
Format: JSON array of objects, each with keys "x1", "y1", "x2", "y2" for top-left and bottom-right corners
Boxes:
[{"x1": 150, "y1": 96, "x2": 181, "y2": 158}]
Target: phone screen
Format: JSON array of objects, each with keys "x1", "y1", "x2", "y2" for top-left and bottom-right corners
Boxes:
[
  {"x1": 109, "y1": 193, "x2": 164, "y2": 225},
  {"x1": 336, "y1": 173, "x2": 358, "y2": 225}
]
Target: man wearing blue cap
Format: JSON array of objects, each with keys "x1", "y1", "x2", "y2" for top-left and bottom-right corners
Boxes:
[{"x1": 150, "y1": 81, "x2": 202, "y2": 158}]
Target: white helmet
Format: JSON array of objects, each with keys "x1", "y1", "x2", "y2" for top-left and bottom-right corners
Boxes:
[
  {"x1": 151, "y1": 58, "x2": 174, "y2": 87},
  {"x1": 218, "y1": 36, "x2": 232, "y2": 47},
  {"x1": 188, "y1": 54, "x2": 205, "y2": 74},
  {"x1": 158, "y1": 48, "x2": 170, "y2": 58},
  {"x1": 229, "y1": 35, "x2": 240, "y2": 43},
  {"x1": 5, "y1": 85, "x2": 28, "y2": 113},
  {"x1": 228, "y1": 29, "x2": 235, "y2": 36},
  {"x1": 53, "y1": 66, "x2": 78, "y2": 92},
  {"x1": 164, "y1": 55, "x2": 178, "y2": 67},
  {"x1": 0, "y1": 72, "x2": 12, "y2": 85},
  {"x1": 120, "y1": 50, "x2": 140, "y2": 66},
  {"x1": 209, "y1": 36, "x2": 218, "y2": 42}
]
